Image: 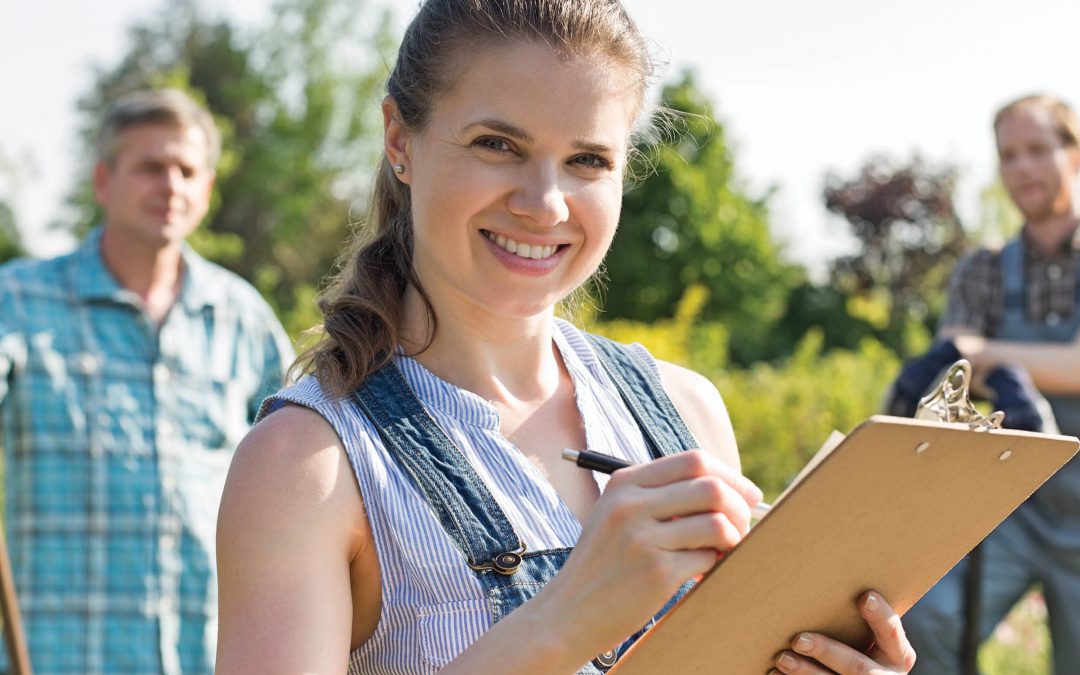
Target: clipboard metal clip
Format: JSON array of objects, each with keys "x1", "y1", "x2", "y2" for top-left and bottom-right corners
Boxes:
[{"x1": 915, "y1": 359, "x2": 1005, "y2": 431}]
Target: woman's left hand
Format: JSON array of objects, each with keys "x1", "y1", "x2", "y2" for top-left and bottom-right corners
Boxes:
[{"x1": 770, "y1": 591, "x2": 916, "y2": 674}]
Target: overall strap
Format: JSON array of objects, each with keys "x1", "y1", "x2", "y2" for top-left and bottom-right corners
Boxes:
[
  {"x1": 352, "y1": 364, "x2": 525, "y2": 574},
  {"x1": 999, "y1": 237, "x2": 1025, "y2": 328},
  {"x1": 585, "y1": 333, "x2": 698, "y2": 458}
]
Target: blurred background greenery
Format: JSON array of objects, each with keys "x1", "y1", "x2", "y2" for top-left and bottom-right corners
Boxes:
[{"x1": 0, "y1": 0, "x2": 1043, "y2": 670}]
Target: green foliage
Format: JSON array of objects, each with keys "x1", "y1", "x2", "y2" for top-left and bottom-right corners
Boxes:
[
  {"x1": 0, "y1": 151, "x2": 25, "y2": 264},
  {"x1": 585, "y1": 284, "x2": 729, "y2": 376},
  {"x1": 604, "y1": 71, "x2": 799, "y2": 365},
  {"x1": 975, "y1": 179, "x2": 1023, "y2": 246},
  {"x1": 0, "y1": 200, "x2": 22, "y2": 264},
  {"x1": 64, "y1": 0, "x2": 394, "y2": 338},
  {"x1": 590, "y1": 297, "x2": 900, "y2": 499},
  {"x1": 822, "y1": 155, "x2": 967, "y2": 357},
  {"x1": 715, "y1": 331, "x2": 900, "y2": 498}
]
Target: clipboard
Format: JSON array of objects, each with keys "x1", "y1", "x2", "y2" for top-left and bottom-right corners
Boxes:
[{"x1": 610, "y1": 362, "x2": 1080, "y2": 674}]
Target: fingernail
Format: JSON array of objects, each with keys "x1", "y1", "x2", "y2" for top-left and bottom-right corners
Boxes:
[
  {"x1": 865, "y1": 592, "x2": 879, "y2": 612},
  {"x1": 795, "y1": 634, "x2": 814, "y2": 653},
  {"x1": 742, "y1": 478, "x2": 764, "y2": 502},
  {"x1": 777, "y1": 652, "x2": 797, "y2": 669}
]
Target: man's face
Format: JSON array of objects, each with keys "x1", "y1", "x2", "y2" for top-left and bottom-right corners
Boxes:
[
  {"x1": 93, "y1": 123, "x2": 214, "y2": 249},
  {"x1": 997, "y1": 106, "x2": 1080, "y2": 222}
]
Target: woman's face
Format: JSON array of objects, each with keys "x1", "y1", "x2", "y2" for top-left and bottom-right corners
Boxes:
[{"x1": 388, "y1": 41, "x2": 641, "y2": 322}]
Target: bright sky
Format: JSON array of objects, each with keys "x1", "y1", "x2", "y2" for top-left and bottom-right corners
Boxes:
[{"x1": 3, "y1": 0, "x2": 1080, "y2": 275}]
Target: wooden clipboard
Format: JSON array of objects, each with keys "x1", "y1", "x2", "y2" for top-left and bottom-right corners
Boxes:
[{"x1": 609, "y1": 414, "x2": 1079, "y2": 674}]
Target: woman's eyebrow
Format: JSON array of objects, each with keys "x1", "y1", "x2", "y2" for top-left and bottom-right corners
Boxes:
[{"x1": 464, "y1": 119, "x2": 533, "y2": 143}]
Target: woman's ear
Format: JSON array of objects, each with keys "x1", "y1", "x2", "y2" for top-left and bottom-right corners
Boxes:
[{"x1": 383, "y1": 96, "x2": 412, "y2": 183}]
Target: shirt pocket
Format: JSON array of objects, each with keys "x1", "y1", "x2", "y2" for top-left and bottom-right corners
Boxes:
[
  {"x1": 168, "y1": 369, "x2": 250, "y2": 452},
  {"x1": 416, "y1": 598, "x2": 489, "y2": 668}
]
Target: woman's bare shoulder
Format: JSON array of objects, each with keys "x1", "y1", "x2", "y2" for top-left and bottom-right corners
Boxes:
[
  {"x1": 653, "y1": 359, "x2": 739, "y2": 471},
  {"x1": 221, "y1": 403, "x2": 366, "y2": 550}
]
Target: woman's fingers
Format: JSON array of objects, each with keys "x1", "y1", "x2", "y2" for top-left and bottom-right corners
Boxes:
[
  {"x1": 770, "y1": 648, "x2": 835, "y2": 674},
  {"x1": 651, "y1": 510, "x2": 745, "y2": 552},
  {"x1": 647, "y1": 475, "x2": 752, "y2": 533},
  {"x1": 774, "y1": 633, "x2": 877, "y2": 674},
  {"x1": 859, "y1": 591, "x2": 916, "y2": 671},
  {"x1": 774, "y1": 592, "x2": 915, "y2": 675},
  {"x1": 617, "y1": 449, "x2": 763, "y2": 506},
  {"x1": 601, "y1": 452, "x2": 755, "y2": 538}
]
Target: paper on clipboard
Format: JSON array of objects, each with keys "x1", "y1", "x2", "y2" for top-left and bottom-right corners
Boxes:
[{"x1": 608, "y1": 362, "x2": 1080, "y2": 674}]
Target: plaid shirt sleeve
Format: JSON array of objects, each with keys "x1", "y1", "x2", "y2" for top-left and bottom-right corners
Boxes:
[
  {"x1": 0, "y1": 272, "x2": 27, "y2": 407},
  {"x1": 0, "y1": 285, "x2": 11, "y2": 404},
  {"x1": 247, "y1": 307, "x2": 295, "y2": 423},
  {"x1": 939, "y1": 248, "x2": 999, "y2": 336}
]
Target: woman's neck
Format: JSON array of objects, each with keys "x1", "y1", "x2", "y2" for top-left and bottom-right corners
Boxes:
[{"x1": 399, "y1": 286, "x2": 562, "y2": 405}]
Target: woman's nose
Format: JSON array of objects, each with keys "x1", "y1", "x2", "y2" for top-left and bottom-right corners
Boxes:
[{"x1": 507, "y1": 164, "x2": 570, "y2": 228}]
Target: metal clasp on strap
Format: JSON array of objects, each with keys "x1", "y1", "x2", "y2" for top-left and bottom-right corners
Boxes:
[
  {"x1": 592, "y1": 648, "x2": 619, "y2": 670},
  {"x1": 916, "y1": 359, "x2": 1005, "y2": 431},
  {"x1": 467, "y1": 546, "x2": 526, "y2": 575}
]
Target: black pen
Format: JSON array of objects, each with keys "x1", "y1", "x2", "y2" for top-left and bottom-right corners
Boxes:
[
  {"x1": 561, "y1": 448, "x2": 633, "y2": 473},
  {"x1": 561, "y1": 448, "x2": 772, "y2": 520}
]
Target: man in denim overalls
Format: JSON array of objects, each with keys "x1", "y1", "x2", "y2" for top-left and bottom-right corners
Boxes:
[{"x1": 905, "y1": 94, "x2": 1080, "y2": 675}]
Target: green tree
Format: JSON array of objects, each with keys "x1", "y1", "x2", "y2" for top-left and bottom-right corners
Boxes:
[
  {"x1": 603, "y1": 71, "x2": 799, "y2": 365},
  {"x1": 0, "y1": 149, "x2": 25, "y2": 263},
  {"x1": 821, "y1": 155, "x2": 967, "y2": 356},
  {"x1": 975, "y1": 179, "x2": 1023, "y2": 245},
  {"x1": 0, "y1": 201, "x2": 21, "y2": 264},
  {"x1": 64, "y1": 0, "x2": 394, "y2": 337}
]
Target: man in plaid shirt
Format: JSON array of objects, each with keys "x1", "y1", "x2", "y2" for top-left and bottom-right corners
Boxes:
[
  {"x1": 905, "y1": 95, "x2": 1080, "y2": 674},
  {"x1": 0, "y1": 89, "x2": 293, "y2": 673}
]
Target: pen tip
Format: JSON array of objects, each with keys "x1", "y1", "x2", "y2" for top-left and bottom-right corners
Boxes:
[{"x1": 561, "y1": 448, "x2": 580, "y2": 461}]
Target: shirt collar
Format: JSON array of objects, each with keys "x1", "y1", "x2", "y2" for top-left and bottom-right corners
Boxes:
[
  {"x1": 70, "y1": 226, "x2": 217, "y2": 311},
  {"x1": 1019, "y1": 223, "x2": 1080, "y2": 260}
]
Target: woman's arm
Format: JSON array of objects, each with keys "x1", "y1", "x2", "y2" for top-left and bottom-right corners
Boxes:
[
  {"x1": 655, "y1": 359, "x2": 741, "y2": 471},
  {"x1": 216, "y1": 405, "x2": 370, "y2": 674}
]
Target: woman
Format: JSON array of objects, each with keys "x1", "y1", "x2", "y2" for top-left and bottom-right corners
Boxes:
[{"x1": 216, "y1": 1, "x2": 917, "y2": 673}]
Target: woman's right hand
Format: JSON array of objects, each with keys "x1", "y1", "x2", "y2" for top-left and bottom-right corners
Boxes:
[{"x1": 530, "y1": 449, "x2": 763, "y2": 662}]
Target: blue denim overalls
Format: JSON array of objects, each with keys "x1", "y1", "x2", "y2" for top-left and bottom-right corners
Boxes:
[
  {"x1": 349, "y1": 333, "x2": 696, "y2": 673},
  {"x1": 907, "y1": 236, "x2": 1080, "y2": 675}
]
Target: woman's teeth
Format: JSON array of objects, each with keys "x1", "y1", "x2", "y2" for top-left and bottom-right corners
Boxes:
[{"x1": 485, "y1": 232, "x2": 558, "y2": 260}]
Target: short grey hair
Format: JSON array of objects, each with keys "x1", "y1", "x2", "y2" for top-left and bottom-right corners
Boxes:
[{"x1": 97, "y1": 88, "x2": 221, "y2": 169}]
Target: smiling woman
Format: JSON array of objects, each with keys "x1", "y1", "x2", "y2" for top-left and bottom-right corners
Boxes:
[{"x1": 213, "y1": 2, "x2": 917, "y2": 674}]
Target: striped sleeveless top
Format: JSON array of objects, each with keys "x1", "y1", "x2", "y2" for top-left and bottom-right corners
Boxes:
[{"x1": 263, "y1": 320, "x2": 691, "y2": 673}]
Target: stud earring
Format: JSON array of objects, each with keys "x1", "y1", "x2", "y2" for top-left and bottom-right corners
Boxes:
[{"x1": 393, "y1": 163, "x2": 406, "y2": 175}]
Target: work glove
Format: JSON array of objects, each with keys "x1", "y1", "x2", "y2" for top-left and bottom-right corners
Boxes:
[{"x1": 985, "y1": 363, "x2": 1046, "y2": 433}]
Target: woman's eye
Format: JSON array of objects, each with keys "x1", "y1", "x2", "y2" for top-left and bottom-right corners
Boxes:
[
  {"x1": 474, "y1": 137, "x2": 513, "y2": 153},
  {"x1": 573, "y1": 154, "x2": 613, "y2": 170}
]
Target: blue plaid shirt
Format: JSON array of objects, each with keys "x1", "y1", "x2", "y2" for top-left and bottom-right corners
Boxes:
[{"x1": 0, "y1": 228, "x2": 293, "y2": 674}]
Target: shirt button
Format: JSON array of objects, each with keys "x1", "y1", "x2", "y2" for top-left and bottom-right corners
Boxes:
[
  {"x1": 153, "y1": 363, "x2": 171, "y2": 385},
  {"x1": 76, "y1": 353, "x2": 99, "y2": 375},
  {"x1": 1048, "y1": 264, "x2": 1062, "y2": 280},
  {"x1": 1046, "y1": 311, "x2": 1062, "y2": 326}
]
